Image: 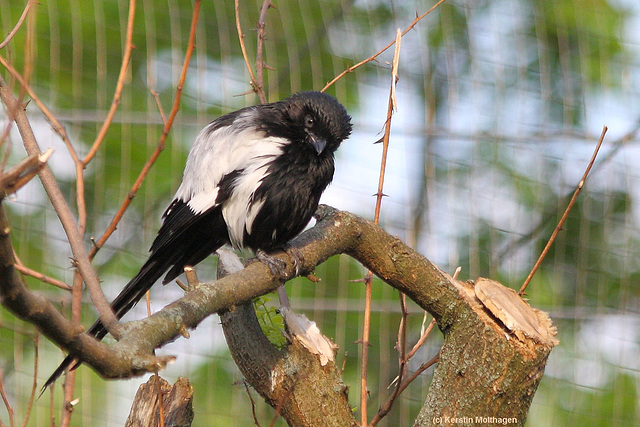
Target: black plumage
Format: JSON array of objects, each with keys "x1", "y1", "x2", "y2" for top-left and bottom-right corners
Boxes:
[{"x1": 43, "y1": 91, "x2": 352, "y2": 389}]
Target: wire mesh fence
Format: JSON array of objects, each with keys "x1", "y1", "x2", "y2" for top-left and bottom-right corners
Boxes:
[{"x1": 1, "y1": 0, "x2": 639, "y2": 425}]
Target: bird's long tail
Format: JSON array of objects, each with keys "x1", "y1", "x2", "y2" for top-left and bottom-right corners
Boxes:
[
  {"x1": 41, "y1": 255, "x2": 170, "y2": 391},
  {"x1": 42, "y1": 203, "x2": 227, "y2": 392}
]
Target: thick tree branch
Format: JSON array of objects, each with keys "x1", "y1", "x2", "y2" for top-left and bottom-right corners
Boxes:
[
  {"x1": 0, "y1": 74, "x2": 121, "y2": 336},
  {"x1": 0, "y1": 203, "x2": 556, "y2": 425},
  {"x1": 217, "y1": 251, "x2": 355, "y2": 426},
  {"x1": 0, "y1": 205, "x2": 172, "y2": 382},
  {"x1": 0, "y1": 204, "x2": 459, "y2": 374}
]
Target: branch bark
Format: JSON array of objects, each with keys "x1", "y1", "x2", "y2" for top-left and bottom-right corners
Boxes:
[
  {"x1": 0, "y1": 201, "x2": 557, "y2": 424},
  {"x1": 217, "y1": 251, "x2": 355, "y2": 426},
  {"x1": 125, "y1": 376, "x2": 194, "y2": 427},
  {"x1": 0, "y1": 74, "x2": 121, "y2": 336}
]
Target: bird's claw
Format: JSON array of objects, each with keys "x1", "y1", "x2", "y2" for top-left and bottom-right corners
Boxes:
[
  {"x1": 285, "y1": 246, "x2": 304, "y2": 277},
  {"x1": 255, "y1": 247, "x2": 304, "y2": 279},
  {"x1": 256, "y1": 249, "x2": 288, "y2": 279}
]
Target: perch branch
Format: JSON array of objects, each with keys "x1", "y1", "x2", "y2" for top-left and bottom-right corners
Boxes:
[
  {"x1": 2, "y1": 204, "x2": 449, "y2": 381},
  {"x1": 1, "y1": 204, "x2": 556, "y2": 427}
]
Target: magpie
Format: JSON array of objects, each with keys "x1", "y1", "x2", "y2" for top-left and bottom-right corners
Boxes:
[{"x1": 43, "y1": 91, "x2": 352, "y2": 389}]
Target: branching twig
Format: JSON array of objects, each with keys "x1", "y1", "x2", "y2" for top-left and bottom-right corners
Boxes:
[
  {"x1": 0, "y1": 55, "x2": 80, "y2": 163},
  {"x1": 0, "y1": 149, "x2": 52, "y2": 197},
  {"x1": 234, "y1": 0, "x2": 262, "y2": 101},
  {"x1": 83, "y1": 0, "x2": 137, "y2": 165},
  {"x1": 88, "y1": 0, "x2": 201, "y2": 260},
  {"x1": 370, "y1": 351, "x2": 440, "y2": 426},
  {"x1": 371, "y1": 318, "x2": 437, "y2": 426},
  {"x1": 0, "y1": 72, "x2": 120, "y2": 337},
  {"x1": 254, "y1": 0, "x2": 273, "y2": 104},
  {"x1": 321, "y1": 0, "x2": 447, "y2": 92},
  {"x1": 519, "y1": 126, "x2": 607, "y2": 295}
]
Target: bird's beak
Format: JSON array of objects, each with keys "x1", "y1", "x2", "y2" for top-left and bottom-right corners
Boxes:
[{"x1": 308, "y1": 133, "x2": 327, "y2": 154}]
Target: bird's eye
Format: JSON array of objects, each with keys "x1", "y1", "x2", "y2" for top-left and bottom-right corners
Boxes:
[{"x1": 304, "y1": 115, "x2": 314, "y2": 129}]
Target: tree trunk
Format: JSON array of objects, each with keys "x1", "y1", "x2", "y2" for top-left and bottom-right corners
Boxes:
[
  {"x1": 125, "y1": 376, "x2": 194, "y2": 427},
  {"x1": 414, "y1": 278, "x2": 557, "y2": 426},
  {"x1": 217, "y1": 250, "x2": 357, "y2": 427}
]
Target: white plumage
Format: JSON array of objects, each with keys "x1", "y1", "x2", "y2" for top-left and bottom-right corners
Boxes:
[{"x1": 173, "y1": 109, "x2": 288, "y2": 248}]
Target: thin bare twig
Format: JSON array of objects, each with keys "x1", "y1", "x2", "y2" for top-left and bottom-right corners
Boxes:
[
  {"x1": 373, "y1": 28, "x2": 400, "y2": 223},
  {"x1": 19, "y1": 0, "x2": 36, "y2": 105},
  {"x1": 234, "y1": 0, "x2": 261, "y2": 100},
  {"x1": 0, "y1": 369, "x2": 14, "y2": 427},
  {"x1": 88, "y1": 0, "x2": 201, "y2": 260},
  {"x1": 497, "y1": 121, "x2": 640, "y2": 262},
  {"x1": 372, "y1": 317, "x2": 437, "y2": 425},
  {"x1": 406, "y1": 318, "x2": 436, "y2": 361},
  {"x1": 0, "y1": 119, "x2": 14, "y2": 173},
  {"x1": 153, "y1": 375, "x2": 166, "y2": 427},
  {"x1": 83, "y1": 0, "x2": 137, "y2": 165},
  {"x1": 0, "y1": 0, "x2": 38, "y2": 50},
  {"x1": 360, "y1": 28, "x2": 402, "y2": 427},
  {"x1": 60, "y1": 270, "x2": 85, "y2": 426},
  {"x1": 0, "y1": 55, "x2": 80, "y2": 164},
  {"x1": 322, "y1": 0, "x2": 447, "y2": 92},
  {"x1": 241, "y1": 380, "x2": 261, "y2": 427},
  {"x1": 13, "y1": 255, "x2": 72, "y2": 291},
  {"x1": 370, "y1": 351, "x2": 440, "y2": 426},
  {"x1": 150, "y1": 89, "x2": 168, "y2": 125},
  {"x1": 21, "y1": 336, "x2": 39, "y2": 427},
  {"x1": 397, "y1": 291, "x2": 409, "y2": 365},
  {"x1": 254, "y1": 0, "x2": 272, "y2": 104},
  {"x1": 519, "y1": 126, "x2": 608, "y2": 295},
  {"x1": 359, "y1": 272, "x2": 373, "y2": 426}
]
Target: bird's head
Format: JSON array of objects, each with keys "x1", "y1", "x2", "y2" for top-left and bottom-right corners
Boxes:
[{"x1": 275, "y1": 91, "x2": 352, "y2": 155}]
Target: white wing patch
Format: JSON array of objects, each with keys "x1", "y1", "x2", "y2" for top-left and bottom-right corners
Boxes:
[{"x1": 173, "y1": 110, "x2": 287, "y2": 248}]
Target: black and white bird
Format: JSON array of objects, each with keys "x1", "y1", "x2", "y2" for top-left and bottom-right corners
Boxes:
[{"x1": 44, "y1": 91, "x2": 352, "y2": 389}]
